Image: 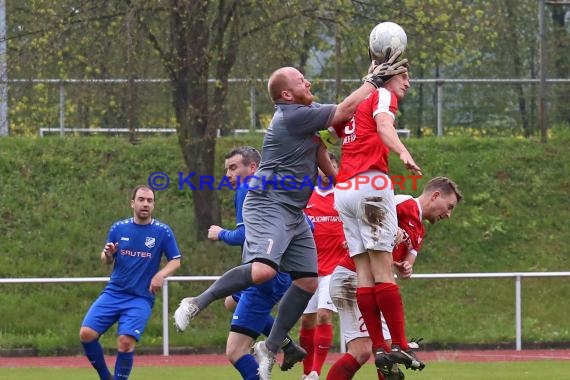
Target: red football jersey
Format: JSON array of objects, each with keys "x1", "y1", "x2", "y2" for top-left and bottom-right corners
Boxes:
[
  {"x1": 332, "y1": 88, "x2": 399, "y2": 183},
  {"x1": 392, "y1": 195, "x2": 424, "y2": 262},
  {"x1": 305, "y1": 188, "x2": 348, "y2": 276},
  {"x1": 338, "y1": 194, "x2": 424, "y2": 272}
]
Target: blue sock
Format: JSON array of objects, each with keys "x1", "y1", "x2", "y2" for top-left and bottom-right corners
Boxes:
[
  {"x1": 81, "y1": 340, "x2": 112, "y2": 380},
  {"x1": 234, "y1": 354, "x2": 260, "y2": 380},
  {"x1": 114, "y1": 351, "x2": 134, "y2": 379},
  {"x1": 262, "y1": 314, "x2": 275, "y2": 337}
]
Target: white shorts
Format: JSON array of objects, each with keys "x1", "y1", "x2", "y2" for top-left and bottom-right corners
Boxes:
[
  {"x1": 303, "y1": 275, "x2": 337, "y2": 313},
  {"x1": 330, "y1": 265, "x2": 391, "y2": 344},
  {"x1": 334, "y1": 170, "x2": 398, "y2": 256}
]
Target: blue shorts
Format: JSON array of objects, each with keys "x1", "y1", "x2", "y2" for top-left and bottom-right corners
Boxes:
[
  {"x1": 230, "y1": 272, "x2": 292, "y2": 338},
  {"x1": 81, "y1": 291, "x2": 153, "y2": 342}
]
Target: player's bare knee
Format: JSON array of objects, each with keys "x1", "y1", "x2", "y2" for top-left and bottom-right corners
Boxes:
[
  {"x1": 316, "y1": 309, "x2": 333, "y2": 325},
  {"x1": 224, "y1": 296, "x2": 237, "y2": 312},
  {"x1": 293, "y1": 276, "x2": 318, "y2": 293},
  {"x1": 301, "y1": 313, "x2": 317, "y2": 329},
  {"x1": 225, "y1": 346, "x2": 241, "y2": 364},
  {"x1": 79, "y1": 327, "x2": 98, "y2": 342},
  {"x1": 225, "y1": 346, "x2": 233, "y2": 361},
  {"x1": 251, "y1": 262, "x2": 277, "y2": 283},
  {"x1": 353, "y1": 349, "x2": 372, "y2": 365},
  {"x1": 226, "y1": 333, "x2": 252, "y2": 364},
  {"x1": 369, "y1": 250, "x2": 396, "y2": 283},
  {"x1": 117, "y1": 335, "x2": 136, "y2": 352},
  {"x1": 347, "y1": 337, "x2": 373, "y2": 365}
]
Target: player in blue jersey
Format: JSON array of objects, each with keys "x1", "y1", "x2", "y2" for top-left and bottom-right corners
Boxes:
[
  {"x1": 206, "y1": 146, "x2": 307, "y2": 379},
  {"x1": 79, "y1": 185, "x2": 181, "y2": 380}
]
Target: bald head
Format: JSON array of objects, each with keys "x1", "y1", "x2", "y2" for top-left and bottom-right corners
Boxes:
[
  {"x1": 267, "y1": 67, "x2": 313, "y2": 105},
  {"x1": 268, "y1": 67, "x2": 295, "y2": 102}
]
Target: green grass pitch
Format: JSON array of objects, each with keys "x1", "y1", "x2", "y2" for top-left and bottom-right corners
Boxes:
[{"x1": 2, "y1": 361, "x2": 570, "y2": 380}]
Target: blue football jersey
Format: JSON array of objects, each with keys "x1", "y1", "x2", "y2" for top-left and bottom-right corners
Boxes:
[{"x1": 104, "y1": 218, "x2": 181, "y2": 299}]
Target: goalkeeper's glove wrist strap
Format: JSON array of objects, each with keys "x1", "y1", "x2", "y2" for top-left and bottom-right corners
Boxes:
[{"x1": 363, "y1": 75, "x2": 383, "y2": 89}]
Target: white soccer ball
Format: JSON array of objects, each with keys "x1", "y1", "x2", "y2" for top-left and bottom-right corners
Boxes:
[{"x1": 369, "y1": 22, "x2": 407, "y2": 63}]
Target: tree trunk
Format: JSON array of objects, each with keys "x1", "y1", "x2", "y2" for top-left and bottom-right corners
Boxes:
[
  {"x1": 504, "y1": 2, "x2": 531, "y2": 137},
  {"x1": 551, "y1": 6, "x2": 570, "y2": 125},
  {"x1": 171, "y1": 0, "x2": 220, "y2": 240},
  {"x1": 210, "y1": 1, "x2": 240, "y2": 139}
]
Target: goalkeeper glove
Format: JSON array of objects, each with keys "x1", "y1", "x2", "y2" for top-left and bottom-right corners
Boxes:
[
  {"x1": 318, "y1": 129, "x2": 339, "y2": 150},
  {"x1": 363, "y1": 50, "x2": 408, "y2": 89}
]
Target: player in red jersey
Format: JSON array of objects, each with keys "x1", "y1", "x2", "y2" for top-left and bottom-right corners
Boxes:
[
  {"x1": 300, "y1": 152, "x2": 347, "y2": 380},
  {"x1": 326, "y1": 177, "x2": 462, "y2": 380},
  {"x1": 331, "y1": 59, "x2": 425, "y2": 375}
]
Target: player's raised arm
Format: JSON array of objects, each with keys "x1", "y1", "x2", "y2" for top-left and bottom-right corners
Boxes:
[{"x1": 376, "y1": 111, "x2": 422, "y2": 176}]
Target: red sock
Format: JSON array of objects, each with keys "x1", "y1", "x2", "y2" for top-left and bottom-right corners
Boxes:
[
  {"x1": 376, "y1": 368, "x2": 386, "y2": 380},
  {"x1": 313, "y1": 323, "x2": 333, "y2": 374},
  {"x1": 325, "y1": 353, "x2": 361, "y2": 380},
  {"x1": 299, "y1": 326, "x2": 316, "y2": 375},
  {"x1": 375, "y1": 282, "x2": 408, "y2": 349},
  {"x1": 356, "y1": 287, "x2": 390, "y2": 353}
]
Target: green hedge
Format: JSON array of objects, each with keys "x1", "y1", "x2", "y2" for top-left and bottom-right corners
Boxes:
[{"x1": 1, "y1": 134, "x2": 569, "y2": 354}]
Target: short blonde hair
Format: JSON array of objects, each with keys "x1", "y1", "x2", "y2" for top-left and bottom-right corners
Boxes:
[{"x1": 424, "y1": 177, "x2": 462, "y2": 203}]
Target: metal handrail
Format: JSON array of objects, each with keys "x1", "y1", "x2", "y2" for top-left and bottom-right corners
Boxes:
[{"x1": 3, "y1": 271, "x2": 570, "y2": 355}]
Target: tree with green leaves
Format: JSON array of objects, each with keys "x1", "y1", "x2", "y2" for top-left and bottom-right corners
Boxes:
[
  {"x1": 6, "y1": 0, "x2": 569, "y2": 239},
  {"x1": 129, "y1": 0, "x2": 337, "y2": 239}
]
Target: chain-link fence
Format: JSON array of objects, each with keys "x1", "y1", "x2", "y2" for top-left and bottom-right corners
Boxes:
[{"x1": 2, "y1": 77, "x2": 569, "y2": 138}]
